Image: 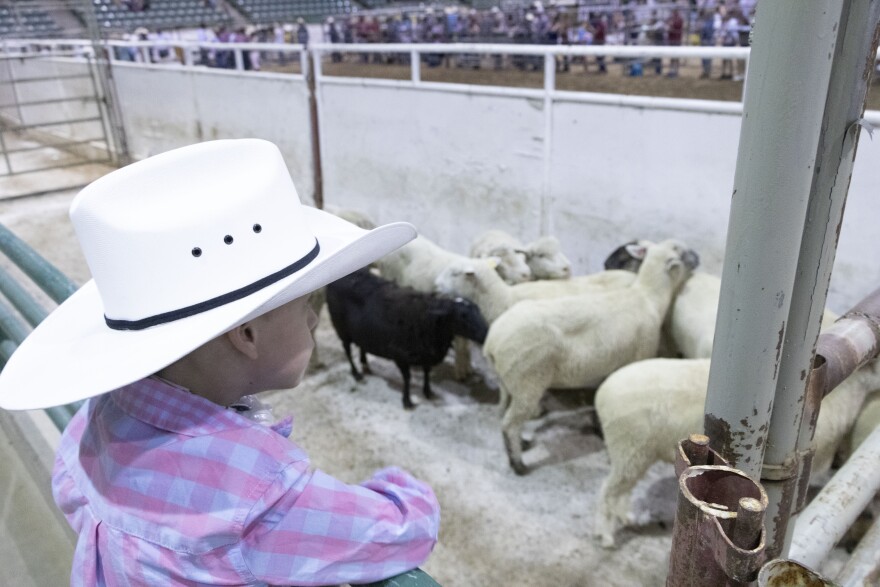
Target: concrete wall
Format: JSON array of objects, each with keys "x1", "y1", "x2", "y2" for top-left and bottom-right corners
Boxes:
[
  {"x1": 110, "y1": 64, "x2": 317, "y2": 204},
  {"x1": 316, "y1": 81, "x2": 878, "y2": 312}
]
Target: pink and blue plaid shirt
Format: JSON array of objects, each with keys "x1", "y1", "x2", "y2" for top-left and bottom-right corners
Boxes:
[{"x1": 52, "y1": 377, "x2": 440, "y2": 586}]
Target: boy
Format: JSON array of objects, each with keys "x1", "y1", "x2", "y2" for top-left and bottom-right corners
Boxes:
[{"x1": 0, "y1": 139, "x2": 440, "y2": 586}]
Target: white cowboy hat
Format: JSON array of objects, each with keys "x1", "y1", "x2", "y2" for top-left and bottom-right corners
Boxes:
[{"x1": 0, "y1": 139, "x2": 416, "y2": 410}]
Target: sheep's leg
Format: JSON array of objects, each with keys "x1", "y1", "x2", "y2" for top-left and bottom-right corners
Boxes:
[
  {"x1": 453, "y1": 337, "x2": 471, "y2": 381},
  {"x1": 422, "y1": 366, "x2": 434, "y2": 400},
  {"x1": 395, "y1": 360, "x2": 414, "y2": 410},
  {"x1": 594, "y1": 449, "x2": 651, "y2": 548},
  {"x1": 342, "y1": 340, "x2": 363, "y2": 382},
  {"x1": 501, "y1": 389, "x2": 541, "y2": 475},
  {"x1": 359, "y1": 347, "x2": 372, "y2": 375}
]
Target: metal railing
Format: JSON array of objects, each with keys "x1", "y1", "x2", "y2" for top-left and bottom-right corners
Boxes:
[{"x1": 3, "y1": 38, "x2": 879, "y2": 123}]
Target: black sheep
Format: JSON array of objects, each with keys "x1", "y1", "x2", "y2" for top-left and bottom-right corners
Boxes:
[{"x1": 326, "y1": 268, "x2": 489, "y2": 409}]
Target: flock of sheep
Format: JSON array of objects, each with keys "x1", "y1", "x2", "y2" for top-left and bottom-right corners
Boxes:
[{"x1": 315, "y1": 207, "x2": 880, "y2": 549}]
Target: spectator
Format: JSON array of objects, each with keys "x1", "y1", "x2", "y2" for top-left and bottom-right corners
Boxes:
[
  {"x1": 699, "y1": 9, "x2": 715, "y2": 79},
  {"x1": 296, "y1": 17, "x2": 309, "y2": 47},
  {"x1": 591, "y1": 13, "x2": 608, "y2": 74},
  {"x1": 149, "y1": 28, "x2": 172, "y2": 63},
  {"x1": 666, "y1": 8, "x2": 683, "y2": 77},
  {"x1": 196, "y1": 22, "x2": 216, "y2": 67},
  {"x1": 327, "y1": 17, "x2": 342, "y2": 63},
  {"x1": 647, "y1": 11, "x2": 665, "y2": 75},
  {"x1": 720, "y1": 8, "x2": 741, "y2": 80}
]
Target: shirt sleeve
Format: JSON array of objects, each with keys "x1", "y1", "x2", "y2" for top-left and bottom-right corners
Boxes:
[{"x1": 240, "y1": 462, "x2": 440, "y2": 586}]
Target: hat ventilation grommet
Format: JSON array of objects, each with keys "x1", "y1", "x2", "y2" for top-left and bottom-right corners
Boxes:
[
  {"x1": 253, "y1": 223, "x2": 262, "y2": 233},
  {"x1": 191, "y1": 247, "x2": 202, "y2": 257},
  {"x1": 224, "y1": 235, "x2": 233, "y2": 245}
]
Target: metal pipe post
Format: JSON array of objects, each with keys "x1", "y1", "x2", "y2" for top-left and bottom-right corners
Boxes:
[
  {"x1": 703, "y1": 1, "x2": 842, "y2": 479},
  {"x1": 760, "y1": 0, "x2": 880, "y2": 559}
]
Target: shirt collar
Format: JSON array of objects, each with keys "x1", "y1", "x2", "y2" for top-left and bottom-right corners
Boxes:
[{"x1": 111, "y1": 376, "x2": 250, "y2": 437}]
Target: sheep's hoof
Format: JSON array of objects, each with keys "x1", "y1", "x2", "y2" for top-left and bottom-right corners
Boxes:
[
  {"x1": 361, "y1": 364, "x2": 373, "y2": 375},
  {"x1": 403, "y1": 401, "x2": 416, "y2": 410},
  {"x1": 509, "y1": 459, "x2": 529, "y2": 476}
]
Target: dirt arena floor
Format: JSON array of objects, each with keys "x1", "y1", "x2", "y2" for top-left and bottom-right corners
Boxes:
[
  {"x1": 267, "y1": 54, "x2": 880, "y2": 109},
  {"x1": 0, "y1": 190, "x2": 860, "y2": 587}
]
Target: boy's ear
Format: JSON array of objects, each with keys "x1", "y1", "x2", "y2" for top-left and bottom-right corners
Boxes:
[{"x1": 226, "y1": 322, "x2": 260, "y2": 360}]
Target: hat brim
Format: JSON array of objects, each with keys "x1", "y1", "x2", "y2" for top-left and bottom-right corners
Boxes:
[{"x1": 0, "y1": 208, "x2": 415, "y2": 410}]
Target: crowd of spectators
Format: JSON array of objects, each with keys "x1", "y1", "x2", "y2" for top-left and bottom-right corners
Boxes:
[
  {"x1": 110, "y1": 0, "x2": 756, "y2": 77},
  {"x1": 316, "y1": 0, "x2": 755, "y2": 75}
]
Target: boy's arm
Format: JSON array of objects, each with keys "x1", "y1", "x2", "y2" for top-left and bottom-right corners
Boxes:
[{"x1": 240, "y1": 463, "x2": 440, "y2": 586}]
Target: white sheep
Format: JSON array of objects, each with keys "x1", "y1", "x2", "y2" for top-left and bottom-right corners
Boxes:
[
  {"x1": 435, "y1": 258, "x2": 636, "y2": 324},
  {"x1": 468, "y1": 229, "x2": 532, "y2": 285},
  {"x1": 593, "y1": 350, "x2": 879, "y2": 548},
  {"x1": 483, "y1": 239, "x2": 699, "y2": 474},
  {"x1": 604, "y1": 241, "x2": 838, "y2": 359},
  {"x1": 376, "y1": 235, "x2": 473, "y2": 293},
  {"x1": 472, "y1": 229, "x2": 572, "y2": 281}
]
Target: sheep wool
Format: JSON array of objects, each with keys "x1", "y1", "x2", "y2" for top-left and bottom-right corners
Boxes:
[{"x1": 483, "y1": 239, "x2": 699, "y2": 475}]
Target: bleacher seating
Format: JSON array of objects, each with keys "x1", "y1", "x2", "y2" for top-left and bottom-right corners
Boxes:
[
  {"x1": 0, "y1": 4, "x2": 65, "y2": 38},
  {"x1": 82, "y1": 0, "x2": 232, "y2": 33},
  {"x1": 227, "y1": 0, "x2": 353, "y2": 25}
]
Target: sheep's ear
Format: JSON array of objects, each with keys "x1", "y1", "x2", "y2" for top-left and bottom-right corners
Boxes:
[
  {"x1": 485, "y1": 256, "x2": 501, "y2": 270},
  {"x1": 665, "y1": 257, "x2": 684, "y2": 278},
  {"x1": 625, "y1": 243, "x2": 648, "y2": 260}
]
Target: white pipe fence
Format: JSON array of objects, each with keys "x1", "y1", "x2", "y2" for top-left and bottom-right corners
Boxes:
[{"x1": 3, "y1": 39, "x2": 878, "y2": 124}]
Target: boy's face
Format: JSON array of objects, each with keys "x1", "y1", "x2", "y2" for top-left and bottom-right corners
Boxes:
[{"x1": 253, "y1": 295, "x2": 319, "y2": 391}]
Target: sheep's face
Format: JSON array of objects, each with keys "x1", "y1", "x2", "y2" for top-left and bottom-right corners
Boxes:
[
  {"x1": 526, "y1": 236, "x2": 572, "y2": 280},
  {"x1": 490, "y1": 246, "x2": 532, "y2": 285},
  {"x1": 434, "y1": 257, "x2": 500, "y2": 298},
  {"x1": 448, "y1": 297, "x2": 489, "y2": 344},
  {"x1": 654, "y1": 239, "x2": 700, "y2": 287}
]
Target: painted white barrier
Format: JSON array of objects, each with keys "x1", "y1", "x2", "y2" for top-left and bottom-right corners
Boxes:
[{"x1": 1, "y1": 41, "x2": 877, "y2": 311}]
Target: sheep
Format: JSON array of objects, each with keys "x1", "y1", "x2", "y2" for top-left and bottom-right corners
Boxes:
[
  {"x1": 435, "y1": 258, "x2": 636, "y2": 324},
  {"x1": 325, "y1": 267, "x2": 489, "y2": 409},
  {"x1": 468, "y1": 230, "x2": 532, "y2": 285},
  {"x1": 593, "y1": 351, "x2": 879, "y2": 548},
  {"x1": 472, "y1": 229, "x2": 572, "y2": 280},
  {"x1": 604, "y1": 241, "x2": 837, "y2": 359},
  {"x1": 483, "y1": 239, "x2": 700, "y2": 474}
]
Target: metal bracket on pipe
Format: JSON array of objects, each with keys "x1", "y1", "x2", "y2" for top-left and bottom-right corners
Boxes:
[{"x1": 667, "y1": 435, "x2": 769, "y2": 587}]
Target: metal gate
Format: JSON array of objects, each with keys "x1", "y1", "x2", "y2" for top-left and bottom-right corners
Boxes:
[{"x1": 0, "y1": 48, "x2": 121, "y2": 197}]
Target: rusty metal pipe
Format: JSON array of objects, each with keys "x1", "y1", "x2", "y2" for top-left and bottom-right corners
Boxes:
[
  {"x1": 787, "y1": 423, "x2": 880, "y2": 569},
  {"x1": 815, "y1": 287, "x2": 880, "y2": 395},
  {"x1": 667, "y1": 466, "x2": 768, "y2": 587},
  {"x1": 668, "y1": 438, "x2": 768, "y2": 586}
]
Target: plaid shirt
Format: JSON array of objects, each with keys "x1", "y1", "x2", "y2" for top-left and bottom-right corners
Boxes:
[{"x1": 52, "y1": 377, "x2": 440, "y2": 586}]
